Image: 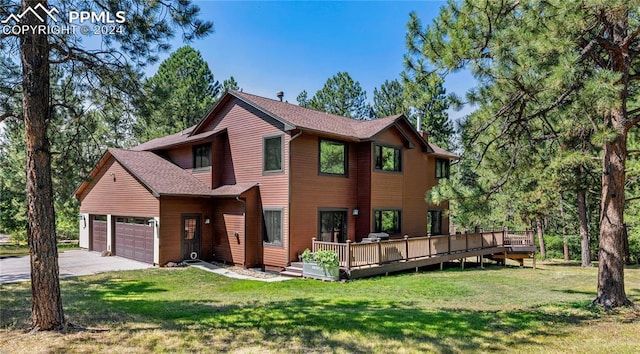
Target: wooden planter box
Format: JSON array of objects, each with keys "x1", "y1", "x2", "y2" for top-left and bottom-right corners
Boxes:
[{"x1": 302, "y1": 261, "x2": 339, "y2": 281}]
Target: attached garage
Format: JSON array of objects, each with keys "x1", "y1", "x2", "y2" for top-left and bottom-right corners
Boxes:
[
  {"x1": 91, "y1": 215, "x2": 107, "y2": 253},
  {"x1": 114, "y1": 217, "x2": 154, "y2": 264}
]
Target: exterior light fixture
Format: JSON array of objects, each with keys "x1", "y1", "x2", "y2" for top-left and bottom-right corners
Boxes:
[{"x1": 352, "y1": 208, "x2": 359, "y2": 216}]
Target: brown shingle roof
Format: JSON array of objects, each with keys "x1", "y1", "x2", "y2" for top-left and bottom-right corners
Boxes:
[
  {"x1": 132, "y1": 127, "x2": 224, "y2": 151},
  {"x1": 429, "y1": 143, "x2": 459, "y2": 159},
  {"x1": 75, "y1": 148, "x2": 258, "y2": 198},
  {"x1": 209, "y1": 182, "x2": 259, "y2": 197},
  {"x1": 229, "y1": 90, "x2": 403, "y2": 140},
  {"x1": 133, "y1": 90, "x2": 454, "y2": 157},
  {"x1": 108, "y1": 148, "x2": 216, "y2": 197}
]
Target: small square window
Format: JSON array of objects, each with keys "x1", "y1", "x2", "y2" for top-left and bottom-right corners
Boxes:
[
  {"x1": 319, "y1": 139, "x2": 348, "y2": 176},
  {"x1": 436, "y1": 159, "x2": 450, "y2": 179},
  {"x1": 374, "y1": 144, "x2": 402, "y2": 172}
]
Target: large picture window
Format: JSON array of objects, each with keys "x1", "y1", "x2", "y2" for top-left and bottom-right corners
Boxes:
[
  {"x1": 435, "y1": 158, "x2": 450, "y2": 179},
  {"x1": 193, "y1": 144, "x2": 211, "y2": 169},
  {"x1": 373, "y1": 209, "x2": 401, "y2": 234},
  {"x1": 263, "y1": 135, "x2": 283, "y2": 172},
  {"x1": 263, "y1": 209, "x2": 283, "y2": 246},
  {"x1": 374, "y1": 144, "x2": 402, "y2": 172},
  {"x1": 319, "y1": 138, "x2": 348, "y2": 176}
]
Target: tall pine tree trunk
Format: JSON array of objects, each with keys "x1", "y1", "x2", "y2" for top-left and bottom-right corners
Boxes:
[
  {"x1": 594, "y1": 109, "x2": 632, "y2": 308},
  {"x1": 577, "y1": 189, "x2": 591, "y2": 267},
  {"x1": 535, "y1": 217, "x2": 546, "y2": 259},
  {"x1": 559, "y1": 194, "x2": 569, "y2": 262},
  {"x1": 20, "y1": 0, "x2": 65, "y2": 330}
]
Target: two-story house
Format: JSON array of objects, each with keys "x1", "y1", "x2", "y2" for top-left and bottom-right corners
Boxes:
[{"x1": 74, "y1": 90, "x2": 456, "y2": 270}]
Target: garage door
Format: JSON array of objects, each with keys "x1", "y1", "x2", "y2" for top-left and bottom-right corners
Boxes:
[
  {"x1": 114, "y1": 217, "x2": 154, "y2": 263},
  {"x1": 91, "y1": 215, "x2": 107, "y2": 253}
]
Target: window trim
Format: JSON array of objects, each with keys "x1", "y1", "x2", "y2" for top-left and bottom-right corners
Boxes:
[
  {"x1": 262, "y1": 207, "x2": 284, "y2": 248},
  {"x1": 192, "y1": 143, "x2": 211, "y2": 170},
  {"x1": 373, "y1": 143, "x2": 403, "y2": 173},
  {"x1": 263, "y1": 134, "x2": 284, "y2": 174},
  {"x1": 372, "y1": 208, "x2": 402, "y2": 235},
  {"x1": 318, "y1": 138, "x2": 349, "y2": 177},
  {"x1": 435, "y1": 158, "x2": 450, "y2": 179}
]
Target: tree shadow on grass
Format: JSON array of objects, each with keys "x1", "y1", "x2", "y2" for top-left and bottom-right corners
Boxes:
[
  {"x1": 1, "y1": 275, "x2": 602, "y2": 352},
  {"x1": 58, "y1": 283, "x2": 599, "y2": 352}
]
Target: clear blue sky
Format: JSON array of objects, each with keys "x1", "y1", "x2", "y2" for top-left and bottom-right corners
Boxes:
[{"x1": 149, "y1": 0, "x2": 476, "y2": 121}]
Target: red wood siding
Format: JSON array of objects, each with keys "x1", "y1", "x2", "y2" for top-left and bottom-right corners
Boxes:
[
  {"x1": 79, "y1": 158, "x2": 159, "y2": 217},
  {"x1": 243, "y1": 187, "x2": 262, "y2": 267},
  {"x1": 356, "y1": 143, "x2": 372, "y2": 241},
  {"x1": 289, "y1": 134, "x2": 358, "y2": 262},
  {"x1": 211, "y1": 198, "x2": 245, "y2": 265},
  {"x1": 165, "y1": 146, "x2": 192, "y2": 169},
  {"x1": 201, "y1": 98, "x2": 290, "y2": 268},
  {"x1": 370, "y1": 125, "x2": 447, "y2": 236},
  {"x1": 159, "y1": 197, "x2": 213, "y2": 265}
]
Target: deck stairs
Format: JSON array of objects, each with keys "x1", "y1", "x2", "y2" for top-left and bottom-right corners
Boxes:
[{"x1": 280, "y1": 262, "x2": 303, "y2": 278}]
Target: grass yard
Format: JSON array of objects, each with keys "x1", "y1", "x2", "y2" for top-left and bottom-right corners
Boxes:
[
  {"x1": 0, "y1": 242, "x2": 79, "y2": 258},
  {"x1": 1, "y1": 261, "x2": 639, "y2": 353}
]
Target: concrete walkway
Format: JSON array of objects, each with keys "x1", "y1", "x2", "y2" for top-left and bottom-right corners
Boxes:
[
  {"x1": 0, "y1": 250, "x2": 293, "y2": 284},
  {"x1": 185, "y1": 261, "x2": 293, "y2": 282},
  {"x1": 0, "y1": 250, "x2": 151, "y2": 284}
]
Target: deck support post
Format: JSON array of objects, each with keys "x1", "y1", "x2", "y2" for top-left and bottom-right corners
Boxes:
[
  {"x1": 404, "y1": 235, "x2": 409, "y2": 261},
  {"x1": 440, "y1": 262, "x2": 443, "y2": 270},
  {"x1": 461, "y1": 258, "x2": 465, "y2": 269},
  {"x1": 480, "y1": 255, "x2": 484, "y2": 269},
  {"x1": 312, "y1": 237, "x2": 317, "y2": 252},
  {"x1": 533, "y1": 251, "x2": 536, "y2": 269},
  {"x1": 376, "y1": 239, "x2": 381, "y2": 265}
]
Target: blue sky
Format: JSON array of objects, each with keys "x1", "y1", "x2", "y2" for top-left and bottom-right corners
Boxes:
[{"x1": 149, "y1": 0, "x2": 477, "y2": 121}]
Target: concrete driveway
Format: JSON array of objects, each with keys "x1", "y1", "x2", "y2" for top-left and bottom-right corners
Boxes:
[{"x1": 0, "y1": 250, "x2": 152, "y2": 284}]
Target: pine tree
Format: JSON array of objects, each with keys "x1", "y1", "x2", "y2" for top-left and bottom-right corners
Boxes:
[
  {"x1": 414, "y1": 0, "x2": 640, "y2": 308},
  {"x1": 222, "y1": 76, "x2": 240, "y2": 93},
  {"x1": 308, "y1": 72, "x2": 371, "y2": 119},
  {"x1": 135, "y1": 46, "x2": 219, "y2": 141},
  {"x1": 1, "y1": 0, "x2": 212, "y2": 330},
  {"x1": 372, "y1": 79, "x2": 406, "y2": 118}
]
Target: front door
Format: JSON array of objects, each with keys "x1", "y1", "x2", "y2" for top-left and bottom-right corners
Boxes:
[
  {"x1": 319, "y1": 210, "x2": 347, "y2": 243},
  {"x1": 182, "y1": 214, "x2": 201, "y2": 260}
]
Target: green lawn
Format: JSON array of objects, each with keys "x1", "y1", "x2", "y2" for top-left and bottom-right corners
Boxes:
[
  {"x1": 1, "y1": 261, "x2": 639, "y2": 353},
  {"x1": 0, "y1": 242, "x2": 79, "y2": 258}
]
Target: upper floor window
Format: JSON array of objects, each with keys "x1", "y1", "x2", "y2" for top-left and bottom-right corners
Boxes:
[
  {"x1": 193, "y1": 144, "x2": 211, "y2": 169},
  {"x1": 319, "y1": 138, "x2": 348, "y2": 176},
  {"x1": 373, "y1": 209, "x2": 401, "y2": 234},
  {"x1": 374, "y1": 144, "x2": 402, "y2": 172},
  {"x1": 436, "y1": 158, "x2": 449, "y2": 179},
  {"x1": 263, "y1": 135, "x2": 283, "y2": 172}
]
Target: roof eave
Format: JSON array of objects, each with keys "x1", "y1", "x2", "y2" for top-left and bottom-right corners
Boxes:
[{"x1": 142, "y1": 128, "x2": 227, "y2": 152}]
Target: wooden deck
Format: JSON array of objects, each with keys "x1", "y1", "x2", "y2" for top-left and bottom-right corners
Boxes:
[{"x1": 312, "y1": 229, "x2": 536, "y2": 279}]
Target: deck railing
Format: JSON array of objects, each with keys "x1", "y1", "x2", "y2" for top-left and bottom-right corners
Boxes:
[{"x1": 312, "y1": 229, "x2": 534, "y2": 271}]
